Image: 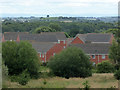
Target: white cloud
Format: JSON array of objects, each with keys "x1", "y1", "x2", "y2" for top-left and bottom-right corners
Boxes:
[{"x1": 0, "y1": 0, "x2": 118, "y2": 17}]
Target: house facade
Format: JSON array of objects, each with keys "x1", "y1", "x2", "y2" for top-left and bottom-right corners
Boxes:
[
  {"x1": 69, "y1": 43, "x2": 111, "y2": 64},
  {"x1": 71, "y1": 33, "x2": 114, "y2": 44},
  {"x1": 68, "y1": 33, "x2": 114, "y2": 64},
  {"x1": 2, "y1": 32, "x2": 113, "y2": 64},
  {"x1": 2, "y1": 32, "x2": 67, "y2": 62}
]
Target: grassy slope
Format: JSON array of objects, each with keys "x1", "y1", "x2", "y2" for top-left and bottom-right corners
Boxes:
[{"x1": 3, "y1": 73, "x2": 118, "y2": 88}]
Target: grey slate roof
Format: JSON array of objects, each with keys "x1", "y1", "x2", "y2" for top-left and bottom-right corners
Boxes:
[
  {"x1": 4, "y1": 32, "x2": 29, "y2": 40},
  {"x1": 4, "y1": 32, "x2": 66, "y2": 42},
  {"x1": 41, "y1": 32, "x2": 66, "y2": 40},
  {"x1": 19, "y1": 34, "x2": 58, "y2": 42},
  {"x1": 69, "y1": 43, "x2": 112, "y2": 54},
  {"x1": 31, "y1": 42, "x2": 56, "y2": 53},
  {"x1": 76, "y1": 33, "x2": 112, "y2": 43}
]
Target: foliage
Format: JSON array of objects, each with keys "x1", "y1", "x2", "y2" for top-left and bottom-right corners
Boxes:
[
  {"x1": 2, "y1": 21, "x2": 115, "y2": 37},
  {"x1": 2, "y1": 41, "x2": 40, "y2": 78},
  {"x1": 34, "y1": 26, "x2": 56, "y2": 33},
  {"x1": 64, "y1": 32, "x2": 70, "y2": 38},
  {"x1": 2, "y1": 62, "x2": 8, "y2": 77},
  {"x1": 82, "y1": 80, "x2": 91, "y2": 90},
  {"x1": 96, "y1": 61, "x2": 115, "y2": 73},
  {"x1": 48, "y1": 47, "x2": 92, "y2": 78},
  {"x1": 49, "y1": 23, "x2": 61, "y2": 31},
  {"x1": 114, "y1": 64, "x2": 120, "y2": 70},
  {"x1": 109, "y1": 40, "x2": 120, "y2": 64},
  {"x1": 114, "y1": 69, "x2": 120, "y2": 80},
  {"x1": 18, "y1": 70, "x2": 30, "y2": 85},
  {"x1": 104, "y1": 29, "x2": 118, "y2": 36}
]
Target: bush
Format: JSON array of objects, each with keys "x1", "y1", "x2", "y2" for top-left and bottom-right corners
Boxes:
[
  {"x1": 48, "y1": 47, "x2": 92, "y2": 78},
  {"x1": 18, "y1": 70, "x2": 30, "y2": 85},
  {"x1": 114, "y1": 69, "x2": 120, "y2": 80},
  {"x1": 2, "y1": 41, "x2": 40, "y2": 78},
  {"x1": 97, "y1": 61, "x2": 115, "y2": 73},
  {"x1": 114, "y1": 64, "x2": 120, "y2": 70}
]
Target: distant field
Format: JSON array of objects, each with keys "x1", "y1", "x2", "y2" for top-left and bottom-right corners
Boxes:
[{"x1": 3, "y1": 73, "x2": 118, "y2": 88}]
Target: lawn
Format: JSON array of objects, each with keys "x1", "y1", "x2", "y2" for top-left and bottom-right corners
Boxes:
[{"x1": 3, "y1": 73, "x2": 118, "y2": 88}]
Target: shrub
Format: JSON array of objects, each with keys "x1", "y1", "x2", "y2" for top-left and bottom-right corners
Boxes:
[
  {"x1": 114, "y1": 64, "x2": 120, "y2": 70},
  {"x1": 48, "y1": 47, "x2": 92, "y2": 78},
  {"x1": 2, "y1": 41, "x2": 40, "y2": 78},
  {"x1": 18, "y1": 70, "x2": 30, "y2": 85},
  {"x1": 97, "y1": 61, "x2": 115, "y2": 73},
  {"x1": 114, "y1": 69, "x2": 120, "y2": 80},
  {"x1": 82, "y1": 80, "x2": 91, "y2": 90}
]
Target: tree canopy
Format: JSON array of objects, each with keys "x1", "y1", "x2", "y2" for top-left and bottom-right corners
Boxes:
[
  {"x1": 2, "y1": 20, "x2": 115, "y2": 37},
  {"x1": 48, "y1": 47, "x2": 92, "y2": 78},
  {"x1": 2, "y1": 41, "x2": 40, "y2": 78}
]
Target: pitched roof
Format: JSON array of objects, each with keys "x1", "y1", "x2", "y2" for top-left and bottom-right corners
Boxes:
[
  {"x1": 69, "y1": 43, "x2": 111, "y2": 54},
  {"x1": 4, "y1": 32, "x2": 66, "y2": 42},
  {"x1": 41, "y1": 32, "x2": 66, "y2": 40},
  {"x1": 66, "y1": 38, "x2": 73, "y2": 45},
  {"x1": 31, "y1": 42, "x2": 56, "y2": 53},
  {"x1": 76, "y1": 33, "x2": 112, "y2": 43},
  {"x1": 19, "y1": 34, "x2": 58, "y2": 42},
  {"x1": 4, "y1": 32, "x2": 28, "y2": 40}
]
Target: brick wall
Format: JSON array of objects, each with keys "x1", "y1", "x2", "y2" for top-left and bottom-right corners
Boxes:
[
  {"x1": 38, "y1": 40, "x2": 67, "y2": 62},
  {"x1": 71, "y1": 36, "x2": 84, "y2": 44},
  {"x1": 90, "y1": 55, "x2": 109, "y2": 64}
]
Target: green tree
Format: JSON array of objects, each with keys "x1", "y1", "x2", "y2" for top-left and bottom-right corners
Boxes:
[
  {"x1": 48, "y1": 47, "x2": 92, "y2": 78},
  {"x1": 64, "y1": 32, "x2": 70, "y2": 38},
  {"x1": 96, "y1": 61, "x2": 115, "y2": 73},
  {"x1": 34, "y1": 26, "x2": 56, "y2": 33},
  {"x1": 49, "y1": 23, "x2": 61, "y2": 31},
  {"x1": 2, "y1": 41, "x2": 40, "y2": 78},
  {"x1": 109, "y1": 40, "x2": 120, "y2": 64}
]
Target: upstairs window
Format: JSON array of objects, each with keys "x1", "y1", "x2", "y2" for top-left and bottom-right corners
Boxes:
[
  {"x1": 58, "y1": 40, "x2": 60, "y2": 43},
  {"x1": 39, "y1": 52, "x2": 41, "y2": 57},
  {"x1": 92, "y1": 55, "x2": 95, "y2": 59},
  {"x1": 64, "y1": 40, "x2": 66, "y2": 44},
  {"x1": 102, "y1": 55, "x2": 105, "y2": 59}
]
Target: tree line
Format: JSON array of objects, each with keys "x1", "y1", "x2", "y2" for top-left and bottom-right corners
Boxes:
[{"x1": 2, "y1": 20, "x2": 116, "y2": 37}]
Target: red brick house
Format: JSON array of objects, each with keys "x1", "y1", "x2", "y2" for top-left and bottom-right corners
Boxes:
[
  {"x1": 71, "y1": 33, "x2": 114, "y2": 44},
  {"x1": 2, "y1": 32, "x2": 67, "y2": 62},
  {"x1": 69, "y1": 43, "x2": 111, "y2": 64},
  {"x1": 68, "y1": 33, "x2": 114, "y2": 64},
  {"x1": 2, "y1": 32, "x2": 114, "y2": 64}
]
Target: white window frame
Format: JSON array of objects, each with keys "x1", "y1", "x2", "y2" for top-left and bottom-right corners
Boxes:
[
  {"x1": 39, "y1": 52, "x2": 41, "y2": 57},
  {"x1": 53, "y1": 53, "x2": 56, "y2": 56},
  {"x1": 63, "y1": 40, "x2": 66, "y2": 44},
  {"x1": 58, "y1": 40, "x2": 60, "y2": 43},
  {"x1": 102, "y1": 55, "x2": 105, "y2": 59}
]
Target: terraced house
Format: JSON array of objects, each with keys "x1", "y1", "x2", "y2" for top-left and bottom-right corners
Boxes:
[
  {"x1": 2, "y1": 32, "x2": 67, "y2": 62},
  {"x1": 2, "y1": 32, "x2": 114, "y2": 64},
  {"x1": 68, "y1": 33, "x2": 114, "y2": 64}
]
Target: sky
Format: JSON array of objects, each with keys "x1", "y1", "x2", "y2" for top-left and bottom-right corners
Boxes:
[{"x1": 0, "y1": 0, "x2": 119, "y2": 17}]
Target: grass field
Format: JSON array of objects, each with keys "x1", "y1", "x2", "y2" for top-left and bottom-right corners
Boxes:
[{"x1": 3, "y1": 73, "x2": 118, "y2": 88}]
